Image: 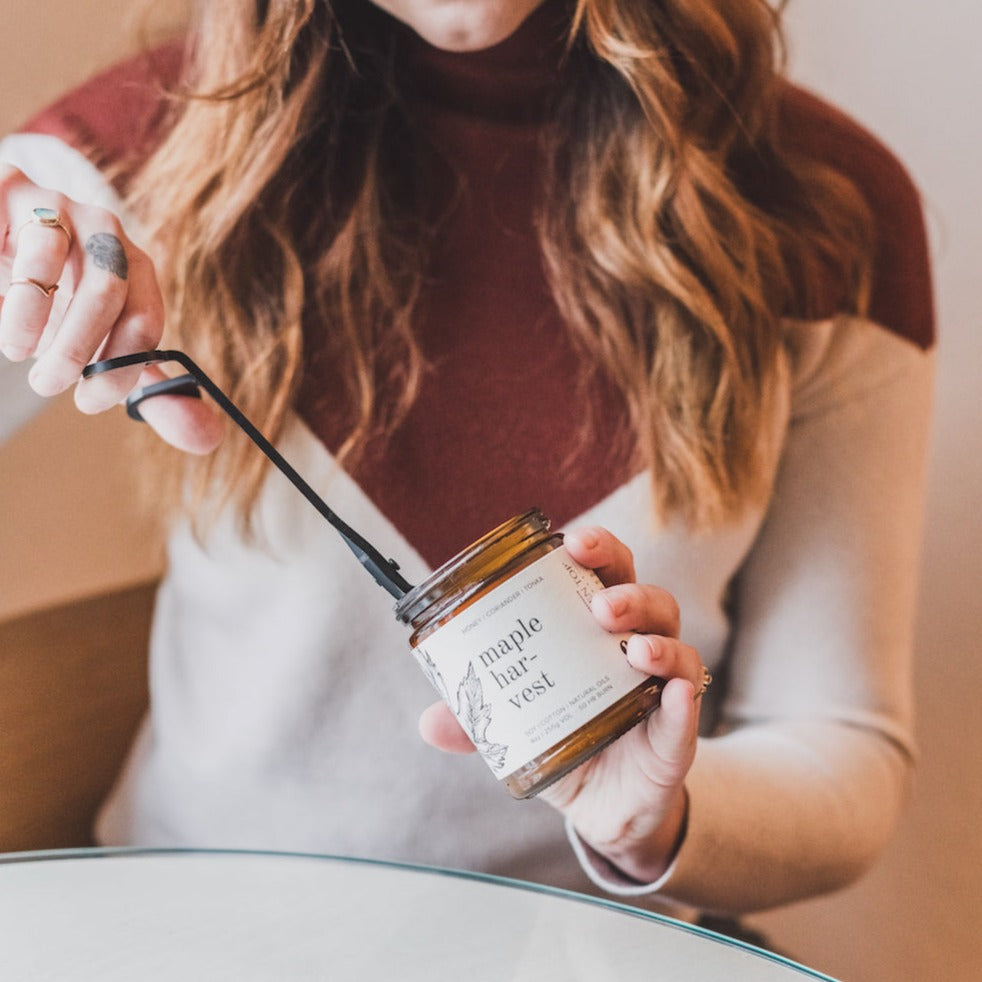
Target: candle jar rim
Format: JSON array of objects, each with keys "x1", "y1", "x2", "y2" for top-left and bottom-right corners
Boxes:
[{"x1": 394, "y1": 508, "x2": 553, "y2": 627}]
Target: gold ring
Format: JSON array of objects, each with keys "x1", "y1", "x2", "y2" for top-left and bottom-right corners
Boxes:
[
  {"x1": 694, "y1": 665, "x2": 713, "y2": 700},
  {"x1": 17, "y1": 207, "x2": 73, "y2": 248},
  {"x1": 9, "y1": 276, "x2": 59, "y2": 299}
]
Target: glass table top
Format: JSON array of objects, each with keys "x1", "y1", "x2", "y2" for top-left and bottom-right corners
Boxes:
[{"x1": 0, "y1": 847, "x2": 837, "y2": 980}]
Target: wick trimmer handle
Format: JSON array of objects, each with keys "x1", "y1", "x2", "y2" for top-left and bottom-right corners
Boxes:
[{"x1": 83, "y1": 349, "x2": 413, "y2": 600}]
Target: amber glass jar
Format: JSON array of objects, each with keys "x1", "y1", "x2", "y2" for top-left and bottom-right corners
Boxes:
[{"x1": 395, "y1": 509, "x2": 663, "y2": 798}]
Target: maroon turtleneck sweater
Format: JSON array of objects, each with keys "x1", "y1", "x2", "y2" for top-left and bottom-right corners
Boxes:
[{"x1": 298, "y1": 3, "x2": 636, "y2": 568}]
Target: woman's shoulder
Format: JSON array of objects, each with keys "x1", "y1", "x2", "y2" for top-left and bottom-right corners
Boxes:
[
  {"x1": 16, "y1": 41, "x2": 185, "y2": 192},
  {"x1": 776, "y1": 83, "x2": 935, "y2": 351}
]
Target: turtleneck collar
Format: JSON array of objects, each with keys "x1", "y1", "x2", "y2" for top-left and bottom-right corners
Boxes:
[{"x1": 401, "y1": 0, "x2": 573, "y2": 122}]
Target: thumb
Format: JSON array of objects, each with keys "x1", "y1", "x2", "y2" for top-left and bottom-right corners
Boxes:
[
  {"x1": 419, "y1": 701, "x2": 477, "y2": 755},
  {"x1": 96, "y1": 363, "x2": 226, "y2": 455},
  {"x1": 640, "y1": 676, "x2": 699, "y2": 785}
]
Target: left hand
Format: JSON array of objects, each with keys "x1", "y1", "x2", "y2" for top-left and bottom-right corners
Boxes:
[
  {"x1": 419, "y1": 525, "x2": 706, "y2": 884},
  {"x1": 0, "y1": 168, "x2": 224, "y2": 454}
]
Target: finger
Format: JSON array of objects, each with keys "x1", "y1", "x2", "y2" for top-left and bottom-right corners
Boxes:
[
  {"x1": 590, "y1": 581, "x2": 682, "y2": 638},
  {"x1": 120, "y1": 365, "x2": 226, "y2": 455},
  {"x1": 563, "y1": 525, "x2": 636, "y2": 586},
  {"x1": 69, "y1": 246, "x2": 166, "y2": 412},
  {"x1": 640, "y1": 676, "x2": 699, "y2": 782},
  {"x1": 624, "y1": 634, "x2": 704, "y2": 689},
  {"x1": 0, "y1": 199, "x2": 72, "y2": 361},
  {"x1": 418, "y1": 702, "x2": 477, "y2": 754},
  {"x1": 29, "y1": 216, "x2": 144, "y2": 400}
]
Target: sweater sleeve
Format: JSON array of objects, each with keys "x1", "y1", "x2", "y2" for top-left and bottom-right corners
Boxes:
[
  {"x1": 0, "y1": 132, "x2": 127, "y2": 214},
  {"x1": 572, "y1": 315, "x2": 935, "y2": 914}
]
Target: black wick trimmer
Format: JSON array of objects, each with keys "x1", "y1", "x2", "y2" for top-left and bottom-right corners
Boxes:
[{"x1": 82, "y1": 350, "x2": 413, "y2": 600}]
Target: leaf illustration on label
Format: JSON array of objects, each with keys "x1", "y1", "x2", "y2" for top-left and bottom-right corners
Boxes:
[
  {"x1": 481, "y1": 741, "x2": 508, "y2": 772},
  {"x1": 457, "y1": 662, "x2": 491, "y2": 743},
  {"x1": 414, "y1": 645, "x2": 449, "y2": 703},
  {"x1": 455, "y1": 662, "x2": 509, "y2": 772}
]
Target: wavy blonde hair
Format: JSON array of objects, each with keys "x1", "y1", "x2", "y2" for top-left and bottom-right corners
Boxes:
[{"x1": 129, "y1": 0, "x2": 871, "y2": 532}]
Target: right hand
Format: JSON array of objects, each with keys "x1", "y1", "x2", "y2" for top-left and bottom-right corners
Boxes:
[
  {"x1": 421, "y1": 526, "x2": 706, "y2": 885},
  {"x1": 0, "y1": 164, "x2": 223, "y2": 454}
]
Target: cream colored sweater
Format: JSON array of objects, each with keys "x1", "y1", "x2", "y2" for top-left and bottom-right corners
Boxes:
[{"x1": 1, "y1": 118, "x2": 933, "y2": 917}]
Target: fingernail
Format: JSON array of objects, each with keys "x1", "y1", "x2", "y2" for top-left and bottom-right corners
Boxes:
[
  {"x1": 627, "y1": 634, "x2": 652, "y2": 659},
  {"x1": 597, "y1": 590, "x2": 627, "y2": 619},
  {"x1": 570, "y1": 527, "x2": 599, "y2": 549},
  {"x1": 28, "y1": 367, "x2": 69, "y2": 397},
  {"x1": 74, "y1": 385, "x2": 112, "y2": 414},
  {"x1": 1, "y1": 343, "x2": 29, "y2": 361}
]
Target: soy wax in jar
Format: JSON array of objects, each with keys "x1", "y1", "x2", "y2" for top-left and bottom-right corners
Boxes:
[{"x1": 394, "y1": 509, "x2": 664, "y2": 798}]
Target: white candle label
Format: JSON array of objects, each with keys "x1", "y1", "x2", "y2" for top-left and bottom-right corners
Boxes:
[{"x1": 413, "y1": 546, "x2": 647, "y2": 779}]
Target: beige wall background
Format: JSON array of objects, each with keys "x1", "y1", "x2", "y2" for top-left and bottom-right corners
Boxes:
[
  {"x1": 747, "y1": 4, "x2": 982, "y2": 978},
  {"x1": 2, "y1": 3, "x2": 980, "y2": 980},
  {"x1": 0, "y1": 2, "x2": 190, "y2": 616}
]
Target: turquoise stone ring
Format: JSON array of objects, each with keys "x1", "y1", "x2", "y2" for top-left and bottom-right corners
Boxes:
[{"x1": 24, "y1": 206, "x2": 73, "y2": 247}]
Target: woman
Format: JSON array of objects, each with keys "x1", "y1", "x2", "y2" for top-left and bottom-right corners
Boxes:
[{"x1": 0, "y1": 0, "x2": 933, "y2": 918}]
